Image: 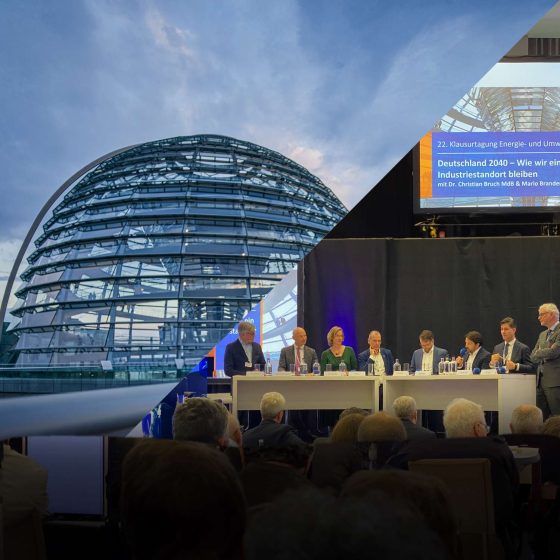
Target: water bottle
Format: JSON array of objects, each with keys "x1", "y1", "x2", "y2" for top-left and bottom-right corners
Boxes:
[
  {"x1": 438, "y1": 357, "x2": 445, "y2": 374},
  {"x1": 393, "y1": 359, "x2": 401, "y2": 372},
  {"x1": 444, "y1": 357, "x2": 451, "y2": 373},
  {"x1": 450, "y1": 357, "x2": 457, "y2": 373},
  {"x1": 312, "y1": 360, "x2": 321, "y2": 375},
  {"x1": 339, "y1": 360, "x2": 347, "y2": 373},
  {"x1": 265, "y1": 353, "x2": 272, "y2": 374}
]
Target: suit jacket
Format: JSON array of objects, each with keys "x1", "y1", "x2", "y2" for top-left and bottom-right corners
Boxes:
[
  {"x1": 401, "y1": 418, "x2": 436, "y2": 441},
  {"x1": 242, "y1": 419, "x2": 305, "y2": 449},
  {"x1": 492, "y1": 339, "x2": 535, "y2": 373},
  {"x1": 460, "y1": 347, "x2": 491, "y2": 370},
  {"x1": 410, "y1": 346, "x2": 448, "y2": 373},
  {"x1": 278, "y1": 344, "x2": 319, "y2": 372},
  {"x1": 530, "y1": 325, "x2": 560, "y2": 388},
  {"x1": 357, "y1": 347, "x2": 394, "y2": 374},
  {"x1": 224, "y1": 339, "x2": 266, "y2": 376}
]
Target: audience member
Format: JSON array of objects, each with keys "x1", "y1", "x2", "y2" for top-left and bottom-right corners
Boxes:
[
  {"x1": 339, "y1": 407, "x2": 368, "y2": 419},
  {"x1": 341, "y1": 470, "x2": 458, "y2": 559},
  {"x1": 227, "y1": 411, "x2": 243, "y2": 447},
  {"x1": 172, "y1": 397, "x2": 229, "y2": 447},
  {"x1": 393, "y1": 396, "x2": 436, "y2": 440},
  {"x1": 357, "y1": 411, "x2": 407, "y2": 442},
  {"x1": 243, "y1": 392, "x2": 304, "y2": 449},
  {"x1": 331, "y1": 413, "x2": 365, "y2": 443},
  {"x1": 509, "y1": 404, "x2": 543, "y2": 434},
  {"x1": 542, "y1": 415, "x2": 560, "y2": 437},
  {"x1": 1, "y1": 440, "x2": 48, "y2": 525},
  {"x1": 388, "y1": 398, "x2": 519, "y2": 548},
  {"x1": 244, "y1": 487, "x2": 447, "y2": 560},
  {"x1": 121, "y1": 439, "x2": 245, "y2": 560}
]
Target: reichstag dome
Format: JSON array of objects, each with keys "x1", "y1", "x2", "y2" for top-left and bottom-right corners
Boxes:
[{"x1": 8, "y1": 135, "x2": 347, "y2": 368}]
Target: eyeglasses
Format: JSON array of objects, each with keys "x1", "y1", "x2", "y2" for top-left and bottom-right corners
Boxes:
[{"x1": 477, "y1": 422, "x2": 490, "y2": 434}]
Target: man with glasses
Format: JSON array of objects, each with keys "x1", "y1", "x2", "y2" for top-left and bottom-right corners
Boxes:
[{"x1": 531, "y1": 303, "x2": 560, "y2": 418}]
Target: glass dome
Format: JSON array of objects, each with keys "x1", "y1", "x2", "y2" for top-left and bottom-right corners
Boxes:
[{"x1": 9, "y1": 134, "x2": 347, "y2": 368}]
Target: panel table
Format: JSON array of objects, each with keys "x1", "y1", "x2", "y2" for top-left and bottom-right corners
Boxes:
[
  {"x1": 232, "y1": 375, "x2": 379, "y2": 415},
  {"x1": 383, "y1": 373, "x2": 536, "y2": 434}
]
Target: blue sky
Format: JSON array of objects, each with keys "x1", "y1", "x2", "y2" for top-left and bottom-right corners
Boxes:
[{"x1": 0, "y1": 0, "x2": 555, "y2": 303}]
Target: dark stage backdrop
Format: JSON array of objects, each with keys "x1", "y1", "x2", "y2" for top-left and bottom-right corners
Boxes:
[{"x1": 299, "y1": 237, "x2": 560, "y2": 364}]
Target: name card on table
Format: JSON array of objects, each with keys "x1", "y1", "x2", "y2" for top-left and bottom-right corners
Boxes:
[
  {"x1": 324, "y1": 371, "x2": 345, "y2": 377},
  {"x1": 392, "y1": 372, "x2": 410, "y2": 377},
  {"x1": 246, "y1": 371, "x2": 265, "y2": 377},
  {"x1": 348, "y1": 371, "x2": 366, "y2": 377},
  {"x1": 480, "y1": 369, "x2": 498, "y2": 376},
  {"x1": 455, "y1": 370, "x2": 472, "y2": 376},
  {"x1": 414, "y1": 371, "x2": 432, "y2": 376}
]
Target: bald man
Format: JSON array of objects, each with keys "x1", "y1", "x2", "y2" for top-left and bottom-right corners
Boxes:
[{"x1": 278, "y1": 327, "x2": 319, "y2": 373}]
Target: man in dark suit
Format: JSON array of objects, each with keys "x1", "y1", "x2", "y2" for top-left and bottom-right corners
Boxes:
[
  {"x1": 531, "y1": 303, "x2": 560, "y2": 418},
  {"x1": 357, "y1": 330, "x2": 394, "y2": 375},
  {"x1": 456, "y1": 330, "x2": 491, "y2": 371},
  {"x1": 392, "y1": 396, "x2": 436, "y2": 440},
  {"x1": 278, "y1": 327, "x2": 319, "y2": 373},
  {"x1": 224, "y1": 320, "x2": 266, "y2": 376},
  {"x1": 490, "y1": 317, "x2": 534, "y2": 373},
  {"x1": 243, "y1": 392, "x2": 305, "y2": 449},
  {"x1": 410, "y1": 330, "x2": 448, "y2": 373}
]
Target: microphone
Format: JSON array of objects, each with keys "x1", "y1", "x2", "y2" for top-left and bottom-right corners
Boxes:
[
  {"x1": 459, "y1": 347, "x2": 467, "y2": 359},
  {"x1": 497, "y1": 366, "x2": 506, "y2": 374},
  {"x1": 473, "y1": 367, "x2": 481, "y2": 375}
]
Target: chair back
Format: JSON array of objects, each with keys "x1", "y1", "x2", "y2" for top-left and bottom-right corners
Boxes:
[
  {"x1": 409, "y1": 458, "x2": 503, "y2": 560},
  {"x1": 504, "y1": 433, "x2": 560, "y2": 484}
]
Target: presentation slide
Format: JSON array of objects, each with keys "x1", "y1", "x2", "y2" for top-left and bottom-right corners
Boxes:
[{"x1": 417, "y1": 64, "x2": 560, "y2": 211}]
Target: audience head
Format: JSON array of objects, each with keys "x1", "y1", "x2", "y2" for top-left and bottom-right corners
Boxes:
[
  {"x1": 368, "y1": 330, "x2": 382, "y2": 351},
  {"x1": 464, "y1": 331, "x2": 483, "y2": 352},
  {"x1": 542, "y1": 415, "x2": 560, "y2": 438},
  {"x1": 292, "y1": 327, "x2": 307, "y2": 347},
  {"x1": 260, "y1": 391, "x2": 286, "y2": 422},
  {"x1": 173, "y1": 397, "x2": 228, "y2": 446},
  {"x1": 238, "y1": 320, "x2": 256, "y2": 344},
  {"x1": 331, "y1": 413, "x2": 365, "y2": 443},
  {"x1": 538, "y1": 303, "x2": 560, "y2": 328},
  {"x1": 244, "y1": 487, "x2": 447, "y2": 560},
  {"x1": 357, "y1": 411, "x2": 407, "y2": 442},
  {"x1": 510, "y1": 404, "x2": 543, "y2": 434},
  {"x1": 341, "y1": 470, "x2": 458, "y2": 558},
  {"x1": 419, "y1": 330, "x2": 434, "y2": 352},
  {"x1": 227, "y1": 412, "x2": 242, "y2": 447},
  {"x1": 393, "y1": 396, "x2": 418, "y2": 423},
  {"x1": 339, "y1": 407, "x2": 368, "y2": 420},
  {"x1": 327, "y1": 326, "x2": 344, "y2": 347},
  {"x1": 121, "y1": 439, "x2": 246, "y2": 560},
  {"x1": 443, "y1": 398, "x2": 488, "y2": 438}
]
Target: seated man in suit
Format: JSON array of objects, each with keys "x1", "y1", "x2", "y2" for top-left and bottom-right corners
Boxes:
[
  {"x1": 278, "y1": 327, "x2": 319, "y2": 373},
  {"x1": 393, "y1": 396, "x2": 436, "y2": 440},
  {"x1": 224, "y1": 320, "x2": 266, "y2": 376},
  {"x1": 357, "y1": 330, "x2": 394, "y2": 375},
  {"x1": 388, "y1": 398, "x2": 519, "y2": 550},
  {"x1": 410, "y1": 330, "x2": 448, "y2": 373},
  {"x1": 243, "y1": 392, "x2": 305, "y2": 449},
  {"x1": 490, "y1": 317, "x2": 534, "y2": 373},
  {"x1": 455, "y1": 330, "x2": 491, "y2": 371}
]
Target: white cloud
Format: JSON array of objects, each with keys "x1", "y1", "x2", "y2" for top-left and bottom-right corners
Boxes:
[
  {"x1": 288, "y1": 146, "x2": 324, "y2": 171},
  {"x1": 0, "y1": 239, "x2": 24, "y2": 312},
  {"x1": 144, "y1": 7, "x2": 195, "y2": 61}
]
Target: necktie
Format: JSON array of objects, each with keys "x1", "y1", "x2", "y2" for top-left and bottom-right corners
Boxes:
[
  {"x1": 503, "y1": 342, "x2": 509, "y2": 361},
  {"x1": 295, "y1": 347, "x2": 301, "y2": 370},
  {"x1": 546, "y1": 330, "x2": 553, "y2": 342}
]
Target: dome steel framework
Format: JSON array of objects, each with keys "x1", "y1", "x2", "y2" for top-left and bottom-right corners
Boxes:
[{"x1": 9, "y1": 135, "x2": 347, "y2": 367}]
